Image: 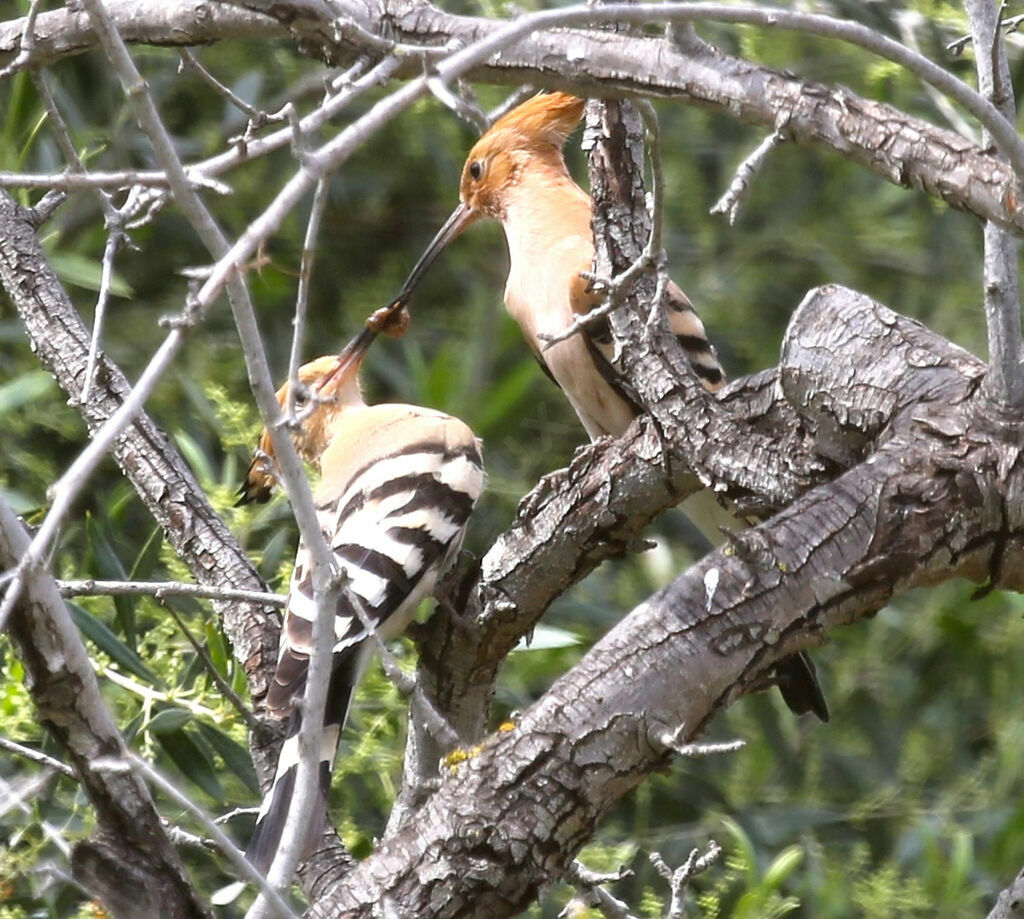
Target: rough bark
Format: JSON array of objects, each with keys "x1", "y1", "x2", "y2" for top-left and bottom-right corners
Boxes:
[
  {"x1": 1, "y1": 0, "x2": 1021, "y2": 237},
  {"x1": 0, "y1": 495, "x2": 210, "y2": 919},
  {"x1": 307, "y1": 285, "x2": 1024, "y2": 916},
  {"x1": 989, "y1": 865, "x2": 1024, "y2": 919}
]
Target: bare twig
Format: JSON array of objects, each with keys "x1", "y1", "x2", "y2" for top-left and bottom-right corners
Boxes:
[
  {"x1": 27, "y1": 189, "x2": 66, "y2": 225},
  {"x1": 57, "y1": 578, "x2": 285, "y2": 606},
  {"x1": 216, "y1": 804, "x2": 262, "y2": 825},
  {"x1": 159, "y1": 598, "x2": 260, "y2": 732},
  {"x1": 164, "y1": 824, "x2": 219, "y2": 852},
  {"x1": 562, "y1": 861, "x2": 639, "y2": 919},
  {"x1": 541, "y1": 99, "x2": 668, "y2": 351},
  {"x1": 251, "y1": 569, "x2": 345, "y2": 917},
  {"x1": 0, "y1": 772, "x2": 73, "y2": 855},
  {"x1": 635, "y1": 100, "x2": 673, "y2": 330},
  {"x1": 0, "y1": 737, "x2": 76, "y2": 779},
  {"x1": 285, "y1": 177, "x2": 331, "y2": 422},
  {"x1": 0, "y1": 0, "x2": 44, "y2": 79},
  {"x1": 649, "y1": 842, "x2": 723, "y2": 919},
  {"x1": 0, "y1": 169, "x2": 168, "y2": 190},
  {"x1": 63, "y1": 21, "x2": 342, "y2": 905},
  {"x1": 0, "y1": 489, "x2": 208, "y2": 917},
  {"x1": 105, "y1": 754, "x2": 300, "y2": 919},
  {"x1": 24, "y1": 29, "x2": 344, "y2": 907},
  {"x1": 948, "y1": 11, "x2": 1024, "y2": 54},
  {"x1": 484, "y1": 86, "x2": 534, "y2": 122},
  {"x1": 28, "y1": 67, "x2": 130, "y2": 403},
  {"x1": 179, "y1": 48, "x2": 268, "y2": 121},
  {"x1": 898, "y1": 11, "x2": 978, "y2": 142},
  {"x1": 710, "y1": 125, "x2": 789, "y2": 225},
  {"x1": 426, "y1": 76, "x2": 489, "y2": 131},
  {"x1": 4, "y1": 4, "x2": 1023, "y2": 210},
  {"x1": 659, "y1": 724, "x2": 746, "y2": 757},
  {"x1": 346, "y1": 588, "x2": 460, "y2": 751}
]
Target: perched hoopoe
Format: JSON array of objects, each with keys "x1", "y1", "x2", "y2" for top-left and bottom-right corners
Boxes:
[
  {"x1": 396, "y1": 91, "x2": 827, "y2": 722},
  {"x1": 238, "y1": 337, "x2": 485, "y2": 871}
]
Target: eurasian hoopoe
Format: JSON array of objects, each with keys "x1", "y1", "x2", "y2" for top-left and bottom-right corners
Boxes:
[
  {"x1": 238, "y1": 336, "x2": 485, "y2": 871},
  {"x1": 396, "y1": 91, "x2": 827, "y2": 722}
]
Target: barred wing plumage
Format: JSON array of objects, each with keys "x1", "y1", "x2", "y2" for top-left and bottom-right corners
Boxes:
[{"x1": 246, "y1": 409, "x2": 484, "y2": 872}]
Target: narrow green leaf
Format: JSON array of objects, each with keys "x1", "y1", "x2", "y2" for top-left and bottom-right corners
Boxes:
[
  {"x1": 146, "y1": 708, "x2": 192, "y2": 735},
  {"x1": 204, "y1": 621, "x2": 229, "y2": 678},
  {"x1": 47, "y1": 251, "x2": 133, "y2": 297},
  {"x1": 174, "y1": 429, "x2": 214, "y2": 485},
  {"x1": 469, "y1": 357, "x2": 540, "y2": 435},
  {"x1": 127, "y1": 526, "x2": 164, "y2": 581},
  {"x1": 85, "y1": 514, "x2": 135, "y2": 646},
  {"x1": 122, "y1": 711, "x2": 144, "y2": 745},
  {"x1": 154, "y1": 728, "x2": 224, "y2": 802},
  {"x1": 0, "y1": 371, "x2": 56, "y2": 417},
  {"x1": 763, "y1": 845, "x2": 804, "y2": 890},
  {"x1": 68, "y1": 602, "x2": 161, "y2": 686},
  {"x1": 195, "y1": 721, "x2": 259, "y2": 794}
]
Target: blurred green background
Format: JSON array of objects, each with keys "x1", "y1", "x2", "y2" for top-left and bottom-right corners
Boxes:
[{"x1": 1, "y1": 0, "x2": 1021, "y2": 916}]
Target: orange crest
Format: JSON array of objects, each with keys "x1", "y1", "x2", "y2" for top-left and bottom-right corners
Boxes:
[{"x1": 487, "y1": 91, "x2": 585, "y2": 149}]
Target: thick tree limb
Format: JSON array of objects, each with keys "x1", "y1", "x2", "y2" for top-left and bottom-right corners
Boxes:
[
  {"x1": 0, "y1": 493, "x2": 210, "y2": 919},
  {"x1": 0, "y1": 1, "x2": 281, "y2": 65},
  {"x1": 0, "y1": 189, "x2": 281, "y2": 768},
  {"x1": 307, "y1": 287, "x2": 1024, "y2": 915},
  {"x1": 2, "y1": 1, "x2": 1021, "y2": 236}
]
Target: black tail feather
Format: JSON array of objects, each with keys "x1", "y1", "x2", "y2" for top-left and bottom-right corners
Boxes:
[
  {"x1": 246, "y1": 675, "x2": 355, "y2": 874},
  {"x1": 774, "y1": 651, "x2": 829, "y2": 722}
]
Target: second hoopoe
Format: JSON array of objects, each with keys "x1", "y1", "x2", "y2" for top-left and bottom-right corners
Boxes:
[
  {"x1": 396, "y1": 91, "x2": 827, "y2": 722},
  {"x1": 239, "y1": 334, "x2": 485, "y2": 871}
]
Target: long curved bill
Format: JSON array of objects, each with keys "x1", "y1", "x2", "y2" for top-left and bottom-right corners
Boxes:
[
  {"x1": 318, "y1": 202, "x2": 477, "y2": 396},
  {"x1": 392, "y1": 202, "x2": 478, "y2": 307},
  {"x1": 317, "y1": 326, "x2": 375, "y2": 397}
]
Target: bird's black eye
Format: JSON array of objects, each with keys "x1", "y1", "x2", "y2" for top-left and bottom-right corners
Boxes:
[{"x1": 469, "y1": 160, "x2": 483, "y2": 181}]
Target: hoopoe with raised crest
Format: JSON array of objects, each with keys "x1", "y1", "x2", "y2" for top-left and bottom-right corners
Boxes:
[
  {"x1": 394, "y1": 91, "x2": 828, "y2": 722},
  {"x1": 238, "y1": 332, "x2": 485, "y2": 871}
]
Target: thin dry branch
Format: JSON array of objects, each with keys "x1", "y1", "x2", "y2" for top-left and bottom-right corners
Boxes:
[{"x1": 965, "y1": 0, "x2": 1024, "y2": 409}]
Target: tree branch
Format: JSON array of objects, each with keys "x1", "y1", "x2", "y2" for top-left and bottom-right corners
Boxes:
[
  {"x1": 0, "y1": 190, "x2": 278, "y2": 688},
  {"x1": 3, "y1": 1, "x2": 1022, "y2": 235},
  {"x1": 0, "y1": 492, "x2": 210, "y2": 919},
  {"x1": 307, "y1": 307, "x2": 1021, "y2": 912},
  {"x1": 965, "y1": 0, "x2": 1024, "y2": 409}
]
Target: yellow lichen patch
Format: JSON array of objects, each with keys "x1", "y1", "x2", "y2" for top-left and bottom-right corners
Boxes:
[{"x1": 442, "y1": 743, "x2": 485, "y2": 773}]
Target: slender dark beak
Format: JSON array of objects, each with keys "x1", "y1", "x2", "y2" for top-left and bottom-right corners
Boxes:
[
  {"x1": 317, "y1": 326, "x2": 376, "y2": 396},
  {"x1": 317, "y1": 203, "x2": 477, "y2": 396},
  {"x1": 392, "y1": 202, "x2": 478, "y2": 307}
]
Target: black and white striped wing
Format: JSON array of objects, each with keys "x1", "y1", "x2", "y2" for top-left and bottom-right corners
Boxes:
[
  {"x1": 267, "y1": 437, "x2": 485, "y2": 712},
  {"x1": 247, "y1": 434, "x2": 483, "y2": 871}
]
